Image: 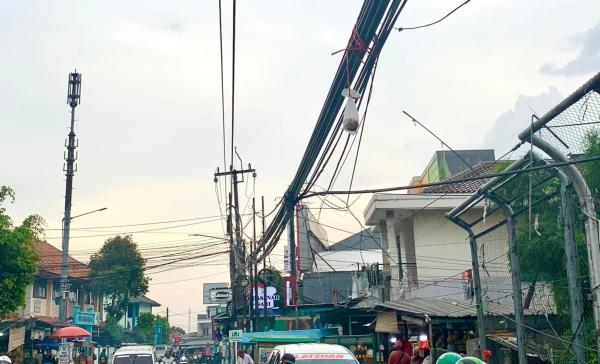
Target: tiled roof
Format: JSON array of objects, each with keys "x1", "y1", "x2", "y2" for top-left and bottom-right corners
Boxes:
[
  {"x1": 422, "y1": 161, "x2": 498, "y2": 194},
  {"x1": 34, "y1": 241, "x2": 90, "y2": 279}
]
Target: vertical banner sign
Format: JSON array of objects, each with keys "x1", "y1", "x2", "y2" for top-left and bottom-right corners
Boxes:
[
  {"x1": 58, "y1": 342, "x2": 74, "y2": 364},
  {"x1": 283, "y1": 276, "x2": 296, "y2": 307},
  {"x1": 462, "y1": 269, "x2": 474, "y2": 299}
]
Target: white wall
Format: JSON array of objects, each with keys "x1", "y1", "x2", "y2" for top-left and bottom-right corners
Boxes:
[{"x1": 409, "y1": 209, "x2": 504, "y2": 299}]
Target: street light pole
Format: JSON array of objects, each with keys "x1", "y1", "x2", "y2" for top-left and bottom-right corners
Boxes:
[{"x1": 59, "y1": 207, "x2": 106, "y2": 322}]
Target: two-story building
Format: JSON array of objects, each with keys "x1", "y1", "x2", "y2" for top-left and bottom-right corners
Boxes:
[
  {"x1": 0, "y1": 241, "x2": 103, "y2": 359},
  {"x1": 18, "y1": 241, "x2": 103, "y2": 321},
  {"x1": 120, "y1": 295, "x2": 161, "y2": 330}
]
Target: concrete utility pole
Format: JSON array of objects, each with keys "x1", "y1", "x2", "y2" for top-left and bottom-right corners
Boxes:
[
  {"x1": 214, "y1": 164, "x2": 256, "y2": 330},
  {"x1": 60, "y1": 71, "x2": 81, "y2": 323}
]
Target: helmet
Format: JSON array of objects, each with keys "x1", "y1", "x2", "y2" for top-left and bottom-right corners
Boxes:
[
  {"x1": 281, "y1": 353, "x2": 296, "y2": 364},
  {"x1": 435, "y1": 352, "x2": 462, "y2": 364},
  {"x1": 0, "y1": 356, "x2": 12, "y2": 364}
]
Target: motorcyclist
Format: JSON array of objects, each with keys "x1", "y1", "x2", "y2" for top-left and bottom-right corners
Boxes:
[{"x1": 162, "y1": 352, "x2": 175, "y2": 364}]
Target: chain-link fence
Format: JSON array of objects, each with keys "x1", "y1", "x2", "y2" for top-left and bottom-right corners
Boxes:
[{"x1": 446, "y1": 73, "x2": 600, "y2": 363}]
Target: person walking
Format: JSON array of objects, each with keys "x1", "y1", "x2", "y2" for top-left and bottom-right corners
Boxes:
[
  {"x1": 237, "y1": 350, "x2": 254, "y2": 364},
  {"x1": 388, "y1": 341, "x2": 410, "y2": 364}
]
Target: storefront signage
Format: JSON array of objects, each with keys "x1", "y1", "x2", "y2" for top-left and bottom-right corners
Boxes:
[
  {"x1": 57, "y1": 342, "x2": 74, "y2": 364},
  {"x1": 462, "y1": 269, "x2": 474, "y2": 299},
  {"x1": 253, "y1": 286, "x2": 279, "y2": 309},
  {"x1": 229, "y1": 330, "x2": 243, "y2": 343},
  {"x1": 209, "y1": 288, "x2": 232, "y2": 304},
  {"x1": 75, "y1": 311, "x2": 96, "y2": 325}
]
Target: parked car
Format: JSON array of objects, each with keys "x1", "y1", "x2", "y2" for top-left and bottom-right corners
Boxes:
[
  {"x1": 266, "y1": 344, "x2": 359, "y2": 364},
  {"x1": 111, "y1": 345, "x2": 156, "y2": 364}
]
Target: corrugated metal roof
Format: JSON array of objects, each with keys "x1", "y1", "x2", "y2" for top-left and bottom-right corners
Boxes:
[{"x1": 376, "y1": 298, "x2": 477, "y2": 318}]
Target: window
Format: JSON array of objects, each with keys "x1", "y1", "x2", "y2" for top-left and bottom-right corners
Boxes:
[
  {"x1": 83, "y1": 290, "x2": 93, "y2": 305},
  {"x1": 33, "y1": 280, "x2": 47, "y2": 299},
  {"x1": 267, "y1": 351, "x2": 280, "y2": 364},
  {"x1": 113, "y1": 354, "x2": 153, "y2": 364}
]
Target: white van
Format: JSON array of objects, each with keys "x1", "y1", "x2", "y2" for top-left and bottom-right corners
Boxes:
[
  {"x1": 267, "y1": 344, "x2": 359, "y2": 364},
  {"x1": 111, "y1": 345, "x2": 156, "y2": 364}
]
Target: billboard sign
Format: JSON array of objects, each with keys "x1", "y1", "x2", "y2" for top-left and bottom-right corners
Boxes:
[
  {"x1": 209, "y1": 288, "x2": 232, "y2": 304},
  {"x1": 203, "y1": 282, "x2": 229, "y2": 304}
]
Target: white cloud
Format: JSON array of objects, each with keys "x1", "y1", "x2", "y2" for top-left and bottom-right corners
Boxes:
[
  {"x1": 482, "y1": 87, "x2": 563, "y2": 155},
  {"x1": 541, "y1": 23, "x2": 600, "y2": 76}
]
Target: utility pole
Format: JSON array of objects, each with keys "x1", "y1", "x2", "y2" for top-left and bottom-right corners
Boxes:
[
  {"x1": 60, "y1": 71, "x2": 81, "y2": 323},
  {"x1": 261, "y1": 196, "x2": 268, "y2": 327},
  {"x1": 214, "y1": 164, "x2": 256, "y2": 330},
  {"x1": 188, "y1": 308, "x2": 191, "y2": 334},
  {"x1": 252, "y1": 197, "x2": 259, "y2": 332}
]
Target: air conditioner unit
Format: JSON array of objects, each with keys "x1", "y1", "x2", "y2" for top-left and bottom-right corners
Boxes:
[{"x1": 68, "y1": 292, "x2": 77, "y2": 302}]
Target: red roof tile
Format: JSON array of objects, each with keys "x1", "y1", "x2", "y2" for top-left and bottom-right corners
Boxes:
[{"x1": 34, "y1": 241, "x2": 90, "y2": 279}]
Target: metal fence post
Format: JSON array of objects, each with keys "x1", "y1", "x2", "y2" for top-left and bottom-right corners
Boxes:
[
  {"x1": 533, "y1": 155, "x2": 587, "y2": 363},
  {"x1": 445, "y1": 216, "x2": 487, "y2": 353},
  {"x1": 486, "y1": 193, "x2": 526, "y2": 364}
]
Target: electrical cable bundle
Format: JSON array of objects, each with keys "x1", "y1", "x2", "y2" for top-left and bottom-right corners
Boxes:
[{"x1": 254, "y1": 0, "x2": 408, "y2": 263}]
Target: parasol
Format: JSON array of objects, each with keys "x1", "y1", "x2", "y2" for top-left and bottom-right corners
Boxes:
[{"x1": 50, "y1": 326, "x2": 92, "y2": 339}]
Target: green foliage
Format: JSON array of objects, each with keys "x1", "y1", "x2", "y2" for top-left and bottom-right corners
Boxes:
[
  {"x1": 89, "y1": 235, "x2": 149, "y2": 320},
  {"x1": 132, "y1": 313, "x2": 171, "y2": 344},
  {"x1": 0, "y1": 186, "x2": 43, "y2": 317},
  {"x1": 581, "y1": 129, "x2": 600, "y2": 208},
  {"x1": 171, "y1": 326, "x2": 186, "y2": 336},
  {"x1": 101, "y1": 317, "x2": 124, "y2": 346},
  {"x1": 133, "y1": 312, "x2": 156, "y2": 343}
]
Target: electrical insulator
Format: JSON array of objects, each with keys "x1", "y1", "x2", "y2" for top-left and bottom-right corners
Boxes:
[{"x1": 342, "y1": 88, "x2": 361, "y2": 134}]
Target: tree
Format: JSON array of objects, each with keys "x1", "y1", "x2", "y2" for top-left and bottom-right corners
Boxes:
[
  {"x1": 133, "y1": 313, "x2": 156, "y2": 343},
  {"x1": 89, "y1": 235, "x2": 149, "y2": 320},
  {"x1": 132, "y1": 313, "x2": 171, "y2": 344},
  {"x1": 101, "y1": 317, "x2": 124, "y2": 346},
  {"x1": 0, "y1": 186, "x2": 43, "y2": 317}
]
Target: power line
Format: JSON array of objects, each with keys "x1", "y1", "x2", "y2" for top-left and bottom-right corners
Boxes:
[
  {"x1": 300, "y1": 154, "x2": 600, "y2": 199},
  {"x1": 218, "y1": 0, "x2": 227, "y2": 177},
  {"x1": 230, "y1": 0, "x2": 237, "y2": 167},
  {"x1": 395, "y1": 0, "x2": 472, "y2": 32}
]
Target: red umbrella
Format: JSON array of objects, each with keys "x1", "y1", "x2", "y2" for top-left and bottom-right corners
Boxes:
[{"x1": 50, "y1": 326, "x2": 92, "y2": 338}]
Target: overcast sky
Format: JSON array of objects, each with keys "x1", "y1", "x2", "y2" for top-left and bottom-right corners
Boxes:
[{"x1": 1, "y1": 0, "x2": 599, "y2": 329}]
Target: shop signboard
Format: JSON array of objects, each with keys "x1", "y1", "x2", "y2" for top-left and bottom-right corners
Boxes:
[
  {"x1": 462, "y1": 269, "x2": 474, "y2": 300},
  {"x1": 229, "y1": 330, "x2": 243, "y2": 343},
  {"x1": 58, "y1": 342, "x2": 74, "y2": 364},
  {"x1": 203, "y1": 283, "x2": 229, "y2": 304},
  {"x1": 209, "y1": 288, "x2": 232, "y2": 304}
]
